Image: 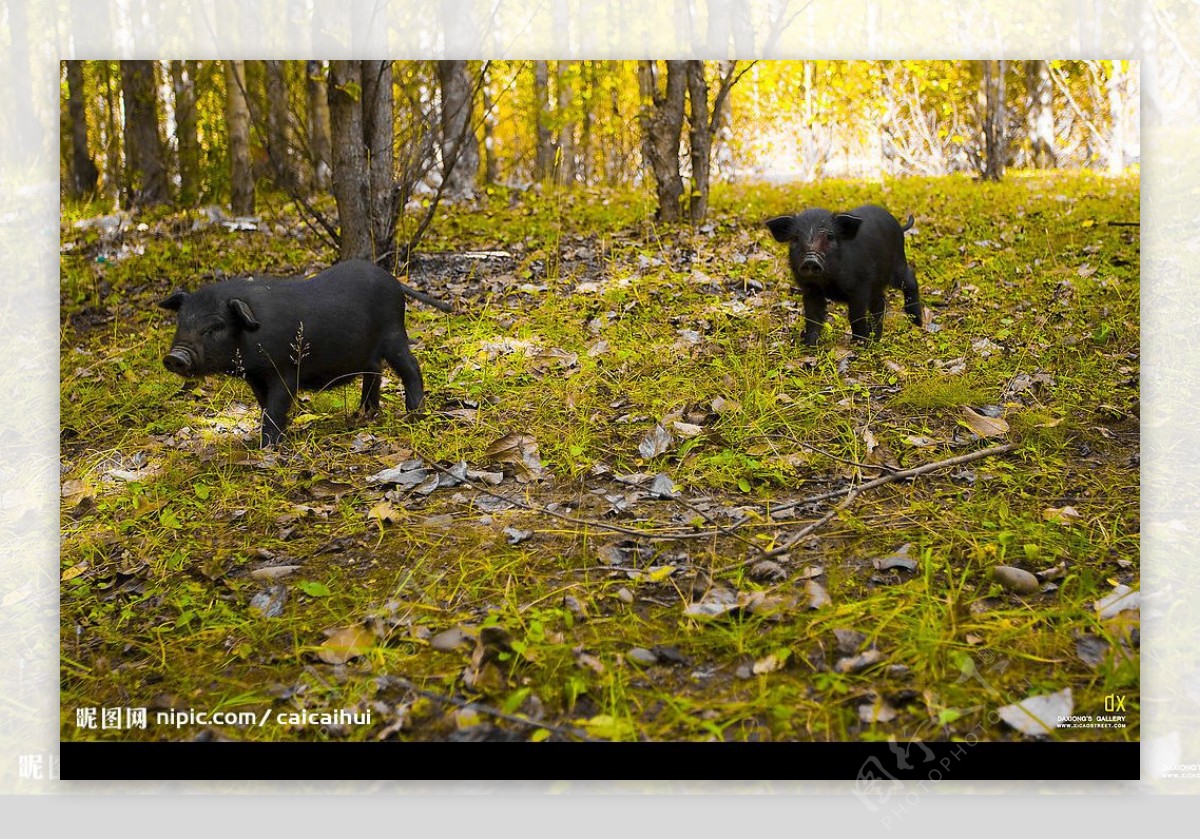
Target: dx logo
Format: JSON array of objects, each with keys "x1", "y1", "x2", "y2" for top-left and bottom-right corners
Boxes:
[{"x1": 1104, "y1": 694, "x2": 1127, "y2": 712}]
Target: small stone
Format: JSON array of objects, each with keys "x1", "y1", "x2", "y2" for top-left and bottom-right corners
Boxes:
[
  {"x1": 834, "y1": 648, "x2": 885, "y2": 674},
  {"x1": 249, "y1": 565, "x2": 301, "y2": 581},
  {"x1": 858, "y1": 699, "x2": 898, "y2": 723},
  {"x1": 805, "y1": 579, "x2": 831, "y2": 609},
  {"x1": 991, "y1": 565, "x2": 1040, "y2": 595},
  {"x1": 563, "y1": 595, "x2": 588, "y2": 619},
  {"x1": 616, "y1": 587, "x2": 634, "y2": 604},
  {"x1": 749, "y1": 560, "x2": 788, "y2": 582},
  {"x1": 249, "y1": 585, "x2": 287, "y2": 618},
  {"x1": 833, "y1": 628, "x2": 867, "y2": 657},
  {"x1": 429, "y1": 627, "x2": 473, "y2": 652},
  {"x1": 1075, "y1": 634, "x2": 1109, "y2": 668},
  {"x1": 627, "y1": 647, "x2": 658, "y2": 666}
]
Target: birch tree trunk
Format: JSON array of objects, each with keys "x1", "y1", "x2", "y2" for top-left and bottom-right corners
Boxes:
[{"x1": 171, "y1": 60, "x2": 199, "y2": 204}]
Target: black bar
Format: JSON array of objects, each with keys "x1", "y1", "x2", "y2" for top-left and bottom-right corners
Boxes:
[{"x1": 61, "y1": 740, "x2": 1139, "y2": 781}]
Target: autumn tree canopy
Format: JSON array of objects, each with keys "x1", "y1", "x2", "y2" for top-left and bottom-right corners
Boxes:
[{"x1": 60, "y1": 59, "x2": 1138, "y2": 256}]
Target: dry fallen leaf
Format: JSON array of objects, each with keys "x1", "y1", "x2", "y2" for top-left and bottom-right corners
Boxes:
[
  {"x1": 316, "y1": 625, "x2": 374, "y2": 664},
  {"x1": 1095, "y1": 584, "x2": 1140, "y2": 619},
  {"x1": 752, "y1": 649, "x2": 791, "y2": 675},
  {"x1": 638, "y1": 424, "x2": 674, "y2": 459},
  {"x1": 1043, "y1": 505, "x2": 1082, "y2": 524},
  {"x1": 485, "y1": 432, "x2": 547, "y2": 480},
  {"x1": 368, "y1": 500, "x2": 403, "y2": 527},
  {"x1": 871, "y1": 544, "x2": 918, "y2": 572},
  {"x1": 683, "y1": 586, "x2": 739, "y2": 618},
  {"x1": 997, "y1": 687, "x2": 1073, "y2": 736},
  {"x1": 961, "y1": 406, "x2": 1009, "y2": 438}
]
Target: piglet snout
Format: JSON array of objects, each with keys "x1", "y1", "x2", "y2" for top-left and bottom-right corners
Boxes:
[
  {"x1": 163, "y1": 348, "x2": 194, "y2": 375},
  {"x1": 799, "y1": 253, "x2": 824, "y2": 274}
]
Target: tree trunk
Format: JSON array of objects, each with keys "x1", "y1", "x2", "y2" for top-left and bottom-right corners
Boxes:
[
  {"x1": 1107, "y1": 60, "x2": 1126, "y2": 175},
  {"x1": 638, "y1": 60, "x2": 687, "y2": 222},
  {"x1": 685, "y1": 60, "x2": 711, "y2": 224},
  {"x1": 606, "y1": 65, "x2": 623, "y2": 186},
  {"x1": 101, "y1": 61, "x2": 120, "y2": 203},
  {"x1": 361, "y1": 60, "x2": 396, "y2": 259},
  {"x1": 711, "y1": 61, "x2": 736, "y2": 179},
  {"x1": 982, "y1": 60, "x2": 1006, "y2": 182},
  {"x1": 533, "y1": 60, "x2": 554, "y2": 182},
  {"x1": 171, "y1": 60, "x2": 199, "y2": 204},
  {"x1": 579, "y1": 61, "x2": 595, "y2": 185},
  {"x1": 555, "y1": 61, "x2": 576, "y2": 185},
  {"x1": 482, "y1": 63, "x2": 499, "y2": 185},
  {"x1": 306, "y1": 61, "x2": 333, "y2": 192},
  {"x1": 328, "y1": 60, "x2": 372, "y2": 261},
  {"x1": 66, "y1": 60, "x2": 99, "y2": 198},
  {"x1": 436, "y1": 60, "x2": 480, "y2": 198},
  {"x1": 1025, "y1": 60, "x2": 1055, "y2": 169},
  {"x1": 224, "y1": 60, "x2": 255, "y2": 215},
  {"x1": 119, "y1": 60, "x2": 169, "y2": 207},
  {"x1": 265, "y1": 60, "x2": 299, "y2": 190}
]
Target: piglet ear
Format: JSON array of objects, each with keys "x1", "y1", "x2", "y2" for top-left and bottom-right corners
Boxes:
[
  {"x1": 832, "y1": 213, "x2": 863, "y2": 239},
  {"x1": 158, "y1": 291, "x2": 188, "y2": 311},
  {"x1": 765, "y1": 215, "x2": 800, "y2": 242},
  {"x1": 228, "y1": 298, "x2": 261, "y2": 331}
]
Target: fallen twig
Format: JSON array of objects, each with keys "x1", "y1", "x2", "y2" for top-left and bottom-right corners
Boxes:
[
  {"x1": 756, "y1": 442, "x2": 1015, "y2": 561},
  {"x1": 757, "y1": 443, "x2": 1016, "y2": 522}
]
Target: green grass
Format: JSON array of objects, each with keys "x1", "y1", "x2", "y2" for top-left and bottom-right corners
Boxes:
[{"x1": 60, "y1": 171, "x2": 1139, "y2": 743}]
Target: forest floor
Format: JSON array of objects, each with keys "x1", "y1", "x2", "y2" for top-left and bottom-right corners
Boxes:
[{"x1": 59, "y1": 171, "x2": 1139, "y2": 744}]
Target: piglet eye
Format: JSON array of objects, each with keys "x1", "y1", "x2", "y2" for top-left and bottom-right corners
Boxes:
[{"x1": 204, "y1": 324, "x2": 224, "y2": 336}]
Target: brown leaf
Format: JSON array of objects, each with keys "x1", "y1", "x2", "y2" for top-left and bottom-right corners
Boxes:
[
  {"x1": 638, "y1": 424, "x2": 674, "y2": 459},
  {"x1": 316, "y1": 625, "x2": 374, "y2": 665},
  {"x1": 484, "y1": 432, "x2": 547, "y2": 480},
  {"x1": 961, "y1": 406, "x2": 1009, "y2": 438},
  {"x1": 1043, "y1": 505, "x2": 1082, "y2": 524},
  {"x1": 871, "y1": 544, "x2": 918, "y2": 572},
  {"x1": 368, "y1": 500, "x2": 403, "y2": 527},
  {"x1": 61, "y1": 478, "x2": 91, "y2": 504}
]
